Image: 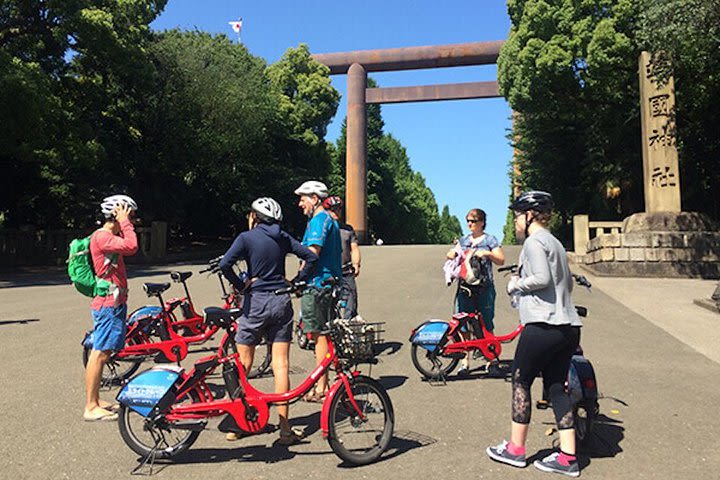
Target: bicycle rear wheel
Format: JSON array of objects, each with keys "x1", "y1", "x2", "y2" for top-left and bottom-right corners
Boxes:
[
  {"x1": 118, "y1": 389, "x2": 201, "y2": 459},
  {"x1": 82, "y1": 345, "x2": 142, "y2": 387},
  {"x1": 410, "y1": 333, "x2": 461, "y2": 379},
  {"x1": 218, "y1": 332, "x2": 272, "y2": 379},
  {"x1": 327, "y1": 375, "x2": 394, "y2": 465},
  {"x1": 574, "y1": 401, "x2": 598, "y2": 445}
]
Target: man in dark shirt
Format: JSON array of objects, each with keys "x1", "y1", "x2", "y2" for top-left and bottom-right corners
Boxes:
[
  {"x1": 323, "y1": 195, "x2": 361, "y2": 318},
  {"x1": 219, "y1": 197, "x2": 317, "y2": 445}
]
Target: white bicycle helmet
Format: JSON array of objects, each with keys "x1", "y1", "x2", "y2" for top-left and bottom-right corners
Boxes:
[
  {"x1": 294, "y1": 180, "x2": 329, "y2": 198},
  {"x1": 251, "y1": 197, "x2": 283, "y2": 222},
  {"x1": 100, "y1": 194, "x2": 138, "y2": 218}
]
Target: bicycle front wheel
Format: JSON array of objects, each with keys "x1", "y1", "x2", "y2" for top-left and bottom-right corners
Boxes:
[{"x1": 327, "y1": 375, "x2": 394, "y2": 465}]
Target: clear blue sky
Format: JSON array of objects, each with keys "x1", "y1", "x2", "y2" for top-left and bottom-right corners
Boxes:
[{"x1": 151, "y1": 0, "x2": 514, "y2": 240}]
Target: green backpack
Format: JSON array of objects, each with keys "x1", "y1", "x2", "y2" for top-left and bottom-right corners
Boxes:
[{"x1": 67, "y1": 234, "x2": 116, "y2": 297}]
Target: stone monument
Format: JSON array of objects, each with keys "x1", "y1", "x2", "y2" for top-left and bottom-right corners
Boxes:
[{"x1": 578, "y1": 52, "x2": 720, "y2": 280}]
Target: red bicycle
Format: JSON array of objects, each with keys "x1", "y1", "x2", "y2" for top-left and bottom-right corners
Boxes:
[
  {"x1": 116, "y1": 280, "x2": 393, "y2": 467},
  {"x1": 81, "y1": 258, "x2": 269, "y2": 386},
  {"x1": 409, "y1": 265, "x2": 592, "y2": 381}
]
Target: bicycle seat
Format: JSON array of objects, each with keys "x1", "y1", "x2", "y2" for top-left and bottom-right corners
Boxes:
[
  {"x1": 171, "y1": 271, "x2": 193, "y2": 283},
  {"x1": 143, "y1": 282, "x2": 171, "y2": 296},
  {"x1": 204, "y1": 307, "x2": 242, "y2": 328}
]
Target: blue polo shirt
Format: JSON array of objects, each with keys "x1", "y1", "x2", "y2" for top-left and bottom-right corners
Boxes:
[{"x1": 302, "y1": 209, "x2": 342, "y2": 287}]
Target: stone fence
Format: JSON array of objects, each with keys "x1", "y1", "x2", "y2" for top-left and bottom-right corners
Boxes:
[{"x1": 0, "y1": 221, "x2": 167, "y2": 267}]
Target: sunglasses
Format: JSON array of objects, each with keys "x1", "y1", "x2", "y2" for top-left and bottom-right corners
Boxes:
[{"x1": 466, "y1": 218, "x2": 481, "y2": 224}]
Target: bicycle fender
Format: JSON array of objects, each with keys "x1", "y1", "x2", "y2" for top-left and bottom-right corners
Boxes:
[
  {"x1": 410, "y1": 320, "x2": 450, "y2": 351},
  {"x1": 320, "y1": 372, "x2": 361, "y2": 439}
]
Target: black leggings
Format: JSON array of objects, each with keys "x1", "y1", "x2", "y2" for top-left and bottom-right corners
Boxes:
[{"x1": 511, "y1": 323, "x2": 579, "y2": 430}]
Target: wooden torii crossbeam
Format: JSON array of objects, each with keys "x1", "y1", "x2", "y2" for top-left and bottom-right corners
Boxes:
[{"x1": 312, "y1": 40, "x2": 505, "y2": 242}]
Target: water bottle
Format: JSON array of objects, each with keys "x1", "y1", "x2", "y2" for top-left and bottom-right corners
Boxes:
[{"x1": 510, "y1": 292, "x2": 521, "y2": 309}]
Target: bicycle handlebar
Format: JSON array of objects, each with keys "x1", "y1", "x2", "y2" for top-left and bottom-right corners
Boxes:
[
  {"x1": 274, "y1": 281, "x2": 307, "y2": 296},
  {"x1": 498, "y1": 264, "x2": 518, "y2": 273},
  {"x1": 199, "y1": 255, "x2": 224, "y2": 274},
  {"x1": 572, "y1": 273, "x2": 592, "y2": 290}
]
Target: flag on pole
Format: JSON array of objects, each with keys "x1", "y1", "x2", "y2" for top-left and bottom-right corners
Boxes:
[{"x1": 229, "y1": 18, "x2": 243, "y2": 34}]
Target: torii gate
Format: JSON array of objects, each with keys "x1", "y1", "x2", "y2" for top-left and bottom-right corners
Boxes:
[{"x1": 312, "y1": 40, "x2": 505, "y2": 243}]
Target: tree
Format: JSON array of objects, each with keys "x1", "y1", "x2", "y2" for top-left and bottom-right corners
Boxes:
[
  {"x1": 0, "y1": 0, "x2": 168, "y2": 228},
  {"x1": 500, "y1": 0, "x2": 642, "y2": 243},
  {"x1": 637, "y1": 0, "x2": 720, "y2": 219},
  {"x1": 266, "y1": 44, "x2": 341, "y2": 234}
]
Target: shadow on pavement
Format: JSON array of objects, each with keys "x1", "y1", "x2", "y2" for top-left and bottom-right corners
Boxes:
[
  {"x1": 580, "y1": 414, "x2": 625, "y2": 458},
  {"x1": 0, "y1": 318, "x2": 40, "y2": 326},
  {"x1": 170, "y1": 441, "x2": 300, "y2": 466},
  {"x1": 0, "y1": 268, "x2": 173, "y2": 289},
  {"x1": 530, "y1": 413, "x2": 624, "y2": 472},
  {"x1": 338, "y1": 429, "x2": 438, "y2": 468},
  {"x1": 378, "y1": 375, "x2": 408, "y2": 390},
  {"x1": 375, "y1": 341, "x2": 403, "y2": 356}
]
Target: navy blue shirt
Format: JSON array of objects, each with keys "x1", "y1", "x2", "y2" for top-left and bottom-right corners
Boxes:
[{"x1": 219, "y1": 223, "x2": 318, "y2": 292}]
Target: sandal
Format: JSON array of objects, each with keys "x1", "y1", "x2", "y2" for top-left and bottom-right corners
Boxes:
[
  {"x1": 83, "y1": 407, "x2": 118, "y2": 422},
  {"x1": 99, "y1": 401, "x2": 120, "y2": 412},
  {"x1": 277, "y1": 427, "x2": 305, "y2": 446},
  {"x1": 303, "y1": 388, "x2": 328, "y2": 403}
]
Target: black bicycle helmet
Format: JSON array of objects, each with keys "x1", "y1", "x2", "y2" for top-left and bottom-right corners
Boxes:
[{"x1": 510, "y1": 191, "x2": 554, "y2": 213}]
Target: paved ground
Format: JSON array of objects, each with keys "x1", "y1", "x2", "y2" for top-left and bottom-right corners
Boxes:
[{"x1": 1, "y1": 245, "x2": 719, "y2": 479}]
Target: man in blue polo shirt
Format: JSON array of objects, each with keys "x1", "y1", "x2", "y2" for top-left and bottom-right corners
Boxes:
[{"x1": 294, "y1": 180, "x2": 342, "y2": 402}]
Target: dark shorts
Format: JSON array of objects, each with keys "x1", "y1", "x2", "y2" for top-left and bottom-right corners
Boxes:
[
  {"x1": 91, "y1": 304, "x2": 128, "y2": 351},
  {"x1": 340, "y1": 274, "x2": 358, "y2": 319},
  {"x1": 301, "y1": 287, "x2": 333, "y2": 334},
  {"x1": 235, "y1": 290, "x2": 293, "y2": 345},
  {"x1": 455, "y1": 284, "x2": 496, "y2": 333}
]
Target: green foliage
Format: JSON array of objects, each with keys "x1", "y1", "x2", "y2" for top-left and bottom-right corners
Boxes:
[
  {"x1": 502, "y1": 208, "x2": 517, "y2": 245},
  {"x1": 2, "y1": 2, "x2": 454, "y2": 246},
  {"x1": 501, "y1": 0, "x2": 720, "y2": 243},
  {"x1": 500, "y1": 0, "x2": 643, "y2": 242},
  {"x1": 1, "y1": 2, "x2": 339, "y2": 238},
  {"x1": 637, "y1": 0, "x2": 720, "y2": 219}
]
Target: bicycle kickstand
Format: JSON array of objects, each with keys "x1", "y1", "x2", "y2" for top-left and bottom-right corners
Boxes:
[{"x1": 130, "y1": 432, "x2": 163, "y2": 476}]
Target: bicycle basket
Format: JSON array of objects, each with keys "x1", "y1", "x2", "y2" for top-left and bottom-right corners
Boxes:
[{"x1": 331, "y1": 317, "x2": 385, "y2": 361}]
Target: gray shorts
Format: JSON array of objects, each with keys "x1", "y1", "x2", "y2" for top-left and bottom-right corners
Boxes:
[{"x1": 235, "y1": 290, "x2": 293, "y2": 345}]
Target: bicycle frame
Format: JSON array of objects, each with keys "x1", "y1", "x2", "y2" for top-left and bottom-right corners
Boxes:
[
  {"x1": 166, "y1": 340, "x2": 365, "y2": 438},
  {"x1": 110, "y1": 274, "x2": 241, "y2": 363},
  {"x1": 421, "y1": 312, "x2": 523, "y2": 362}
]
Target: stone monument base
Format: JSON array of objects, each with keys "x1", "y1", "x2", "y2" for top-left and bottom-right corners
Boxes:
[{"x1": 579, "y1": 212, "x2": 720, "y2": 279}]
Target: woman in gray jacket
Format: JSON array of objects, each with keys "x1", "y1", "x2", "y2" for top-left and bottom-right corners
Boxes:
[{"x1": 486, "y1": 191, "x2": 582, "y2": 478}]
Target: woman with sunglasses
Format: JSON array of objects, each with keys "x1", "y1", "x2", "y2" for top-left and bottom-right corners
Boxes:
[{"x1": 446, "y1": 208, "x2": 505, "y2": 375}]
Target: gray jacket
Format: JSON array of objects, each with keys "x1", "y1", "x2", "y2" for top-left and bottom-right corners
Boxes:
[{"x1": 514, "y1": 228, "x2": 581, "y2": 327}]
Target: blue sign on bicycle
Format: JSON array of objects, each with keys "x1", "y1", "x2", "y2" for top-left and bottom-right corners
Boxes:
[{"x1": 117, "y1": 366, "x2": 183, "y2": 416}]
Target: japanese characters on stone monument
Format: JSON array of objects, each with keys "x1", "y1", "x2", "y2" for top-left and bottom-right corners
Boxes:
[{"x1": 639, "y1": 51, "x2": 681, "y2": 212}]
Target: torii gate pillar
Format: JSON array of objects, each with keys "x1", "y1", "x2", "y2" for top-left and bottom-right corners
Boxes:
[
  {"x1": 346, "y1": 63, "x2": 368, "y2": 242},
  {"x1": 313, "y1": 41, "x2": 504, "y2": 243}
]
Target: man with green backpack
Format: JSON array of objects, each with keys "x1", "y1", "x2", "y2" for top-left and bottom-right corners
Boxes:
[{"x1": 70, "y1": 195, "x2": 138, "y2": 421}]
